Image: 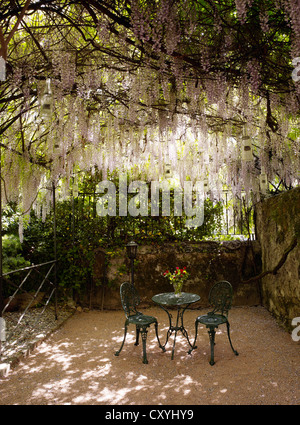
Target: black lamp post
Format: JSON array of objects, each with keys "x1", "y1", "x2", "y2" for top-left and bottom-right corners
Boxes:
[{"x1": 126, "y1": 241, "x2": 138, "y2": 286}]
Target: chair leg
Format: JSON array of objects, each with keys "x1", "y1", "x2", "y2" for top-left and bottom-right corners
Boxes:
[
  {"x1": 188, "y1": 319, "x2": 199, "y2": 354},
  {"x1": 115, "y1": 322, "x2": 128, "y2": 357},
  {"x1": 135, "y1": 326, "x2": 140, "y2": 346},
  {"x1": 207, "y1": 326, "x2": 216, "y2": 365},
  {"x1": 140, "y1": 326, "x2": 149, "y2": 364},
  {"x1": 154, "y1": 322, "x2": 166, "y2": 352},
  {"x1": 226, "y1": 322, "x2": 239, "y2": 356}
]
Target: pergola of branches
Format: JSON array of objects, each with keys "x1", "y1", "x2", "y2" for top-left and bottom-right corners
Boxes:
[{"x1": 0, "y1": 0, "x2": 299, "y2": 216}]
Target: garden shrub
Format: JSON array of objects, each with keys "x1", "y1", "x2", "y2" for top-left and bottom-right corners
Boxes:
[{"x1": 3, "y1": 172, "x2": 225, "y2": 296}]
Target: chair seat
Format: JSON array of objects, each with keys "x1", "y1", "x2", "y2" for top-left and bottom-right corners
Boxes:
[
  {"x1": 197, "y1": 313, "x2": 228, "y2": 326},
  {"x1": 128, "y1": 313, "x2": 157, "y2": 326}
]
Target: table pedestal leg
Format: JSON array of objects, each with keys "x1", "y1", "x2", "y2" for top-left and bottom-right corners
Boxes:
[
  {"x1": 157, "y1": 304, "x2": 173, "y2": 349},
  {"x1": 158, "y1": 303, "x2": 192, "y2": 359},
  {"x1": 171, "y1": 308, "x2": 180, "y2": 360}
]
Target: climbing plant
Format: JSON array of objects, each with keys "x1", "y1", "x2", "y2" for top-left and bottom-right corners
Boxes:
[{"x1": 0, "y1": 0, "x2": 299, "y2": 225}]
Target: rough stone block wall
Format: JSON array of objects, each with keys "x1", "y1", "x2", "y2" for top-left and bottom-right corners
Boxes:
[
  {"x1": 88, "y1": 240, "x2": 261, "y2": 310},
  {"x1": 255, "y1": 187, "x2": 300, "y2": 331}
]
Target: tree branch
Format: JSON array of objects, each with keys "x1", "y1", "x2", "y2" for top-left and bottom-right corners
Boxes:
[
  {"x1": 0, "y1": 0, "x2": 31, "y2": 60},
  {"x1": 6, "y1": 0, "x2": 31, "y2": 45},
  {"x1": 0, "y1": 27, "x2": 6, "y2": 59},
  {"x1": 242, "y1": 237, "x2": 298, "y2": 284}
]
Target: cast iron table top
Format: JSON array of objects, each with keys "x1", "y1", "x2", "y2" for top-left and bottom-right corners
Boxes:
[
  {"x1": 152, "y1": 292, "x2": 200, "y2": 306},
  {"x1": 152, "y1": 292, "x2": 200, "y2": 359}
]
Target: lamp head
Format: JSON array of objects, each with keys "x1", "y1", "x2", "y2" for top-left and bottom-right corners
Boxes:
[{"x1": 126, "y1": 241, "x2": 138, "y2": 260}]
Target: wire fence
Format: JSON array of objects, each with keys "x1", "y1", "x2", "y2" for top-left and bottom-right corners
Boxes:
[
  {"x1": 70, "y1": 189, "x2": 255, "y2": 245},
  {"x1": 0, "y1": 260, "x2": 57, "y2": 359}
]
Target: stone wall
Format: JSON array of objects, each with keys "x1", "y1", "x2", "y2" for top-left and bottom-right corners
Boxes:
[
  {"x1": 255, "y1": 187, "x2": 300, "y2": 331},
  {"x1": 86, "y1": 240, "x2": 262, "y2": 311},
  {"x1": 77, "y1": 188, "x2": 300, "y2": 333}
]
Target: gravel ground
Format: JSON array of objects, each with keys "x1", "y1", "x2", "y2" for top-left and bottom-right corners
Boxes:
[
  {"x1": 0, "y1": 305, "x2": 299, "y2": 405},
  {"x1": 0, "y1": 305, "x2": 75, "y2": 365}
]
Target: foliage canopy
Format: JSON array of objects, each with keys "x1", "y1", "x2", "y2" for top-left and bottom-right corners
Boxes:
[{"x1": 0, "y1": 0, "x2": 299, "y2": 220}]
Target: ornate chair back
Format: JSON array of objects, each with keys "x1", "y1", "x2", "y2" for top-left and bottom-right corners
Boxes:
[
  {"x1": 120, "y1": 282, "x2": 140, "y2": 319},
  {"x1": 208, "y1": 280, "x2": 233, "y2": 317}
]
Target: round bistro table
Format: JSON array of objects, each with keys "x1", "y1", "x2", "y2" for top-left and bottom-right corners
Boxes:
[{"x1": 152, "y1": 292, "x2": 200, "y2": 360}]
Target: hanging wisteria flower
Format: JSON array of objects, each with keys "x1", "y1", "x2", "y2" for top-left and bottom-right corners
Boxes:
[{"x1": 163, "y1": 267, "x2": 189, "y2": 295}]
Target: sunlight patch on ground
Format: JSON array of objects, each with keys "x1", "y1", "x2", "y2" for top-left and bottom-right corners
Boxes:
[
  {"x1": 81, "y1": 363, "x2": 111, "y2": 380},
  {"x1": 93, "y1": 386, "x2": 132, "y2": 404},
  {"x1": 31, "y1": 377, "x2": 73, "y2": 401}
]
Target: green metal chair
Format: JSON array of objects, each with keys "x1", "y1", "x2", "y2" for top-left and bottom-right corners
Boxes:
[
  {"x1": 188, "y1": 280, "x2": 239, "y2": 365},
  {"x1": 115, "y1": 282, "x2": 165, "y2": 364}
]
